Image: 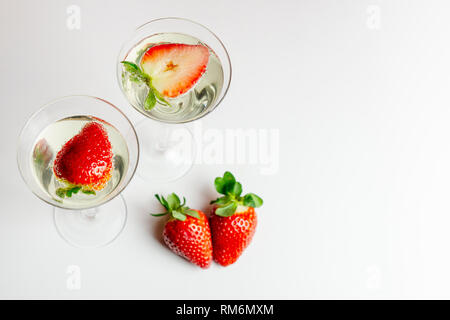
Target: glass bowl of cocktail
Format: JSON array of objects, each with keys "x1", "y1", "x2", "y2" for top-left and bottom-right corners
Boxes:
[
  {"x1": 117, "y1": 17, "x2": 231, "y2": 182},
  {"x1": 17, "y1": 96, "x2": 139, "y2": 248}
]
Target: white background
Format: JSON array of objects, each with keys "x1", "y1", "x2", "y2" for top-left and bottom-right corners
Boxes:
[{"x1": 1, "y1": 0, "x2": 450, "y2": 299}]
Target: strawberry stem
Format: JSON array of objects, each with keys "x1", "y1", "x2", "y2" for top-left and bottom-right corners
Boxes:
[
  {"x1": 55, "y1": 185, "x2": 96, "y2": 198},
  {"x1": 211, "y1": 171, "x2": 263, "y2": 217},
  {"x1": 121, "y1": 61, "x2": 172, "y2": 110},
  {"x1": 151, "y1": 193, "x2": 200, "y2": 221}
]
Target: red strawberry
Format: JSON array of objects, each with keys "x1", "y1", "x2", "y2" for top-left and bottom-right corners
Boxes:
[
  {"x1": 53, "y1": 122, "x2": 113, "y2": 197},
  {"x1": 209, "y1": 172, "x2": 263, "y2": 266},
  {"x1": 141, "y1": 43, "x2": 209, "y2": 98},
  {"x1": 152, "y1": 193, "x2": 212, "y2": 269}
]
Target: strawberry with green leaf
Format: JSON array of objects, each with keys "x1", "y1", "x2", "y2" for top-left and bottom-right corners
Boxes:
[
  {"x1": 210, "y1": 172, "x2": 263, "y2": 266},
  {"x1": 53, "y1": 122, "x2": 113, "y2": 198},
  {"x1": 152, "y1": 193, "x2": 213, "y2": 269},
  {"x1": 121, "y1": 43, "x2": 209, "y2": 110}
]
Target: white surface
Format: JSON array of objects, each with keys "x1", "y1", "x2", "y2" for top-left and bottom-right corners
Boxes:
[{"x1": 2, "y1": 0, "x2": 450, "y2": 299}]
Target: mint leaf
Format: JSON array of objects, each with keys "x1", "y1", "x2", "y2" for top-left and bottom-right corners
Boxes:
[
  {"x1": 172, "y1": 210, "x2": 186, "y2": 221},
  {"x1": 243, "y1": 193, "x2": 263, "y2": 208},
  {"x1": 215, "y1": 202, "x2": 237, "y2": 217},
  {"x1": 144, "y1": 88, "x2": 156, "y2": 110},
  {"x1": 185, "y1": 209, "x2": 200, "y2": 219}
]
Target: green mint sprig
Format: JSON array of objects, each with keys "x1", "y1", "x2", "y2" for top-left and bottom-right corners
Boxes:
[
  {"x1": 151, "y1": 193, "x2": 200, "y2": 221},
  {"x1": 210, "y1": 171, "x2": 263, "y2": 217},
  {"x1": 121, "y1": 61, "x2": 171, "y2": 110}
]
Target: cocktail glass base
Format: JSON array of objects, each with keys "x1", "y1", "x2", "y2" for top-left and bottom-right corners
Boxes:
[{"x1": 53, "y1": 194, "x2": 127, "y2": 248}]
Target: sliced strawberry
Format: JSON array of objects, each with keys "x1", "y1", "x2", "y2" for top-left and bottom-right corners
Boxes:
[
  {"x1": 140, "y1": 43, "x2": 209, "y2": 98},
  {"x1": 53, "y1": 122, "x2": 113, "y2": 195}
]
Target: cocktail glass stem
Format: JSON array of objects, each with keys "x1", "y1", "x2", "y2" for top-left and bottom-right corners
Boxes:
[
  {"x1": 80, "y1": 208, "x2": 98, "y2": 219},
  {"x1": 155, "y1": 124, "x2": 172, "y2": 151},
  {"x1": 53, "y1": 195, "x2": 127, "y2": 248},
  {"x1": 135, "y1": 119, "x2": 195, "y2": 183}
]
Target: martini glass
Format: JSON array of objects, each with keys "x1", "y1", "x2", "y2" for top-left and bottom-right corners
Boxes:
[
  {"x1": 117, "y1": 17, "x2": 231, "y2": 183},
  {"x1": 17, "y1": 96, "x2": 139, "y2": 248}
]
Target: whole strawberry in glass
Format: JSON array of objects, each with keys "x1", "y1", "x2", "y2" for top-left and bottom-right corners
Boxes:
[{"x1": 53, "y1": 122, "x2": 113, "y2": 198}]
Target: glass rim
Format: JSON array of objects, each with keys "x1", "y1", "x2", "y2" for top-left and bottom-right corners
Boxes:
[
  {"x1": 17, "y1": 94, "x2": 140, "y2": 210},
  {"x1": 116, "y1": 17, "x2": 232, "y2": 124}
]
